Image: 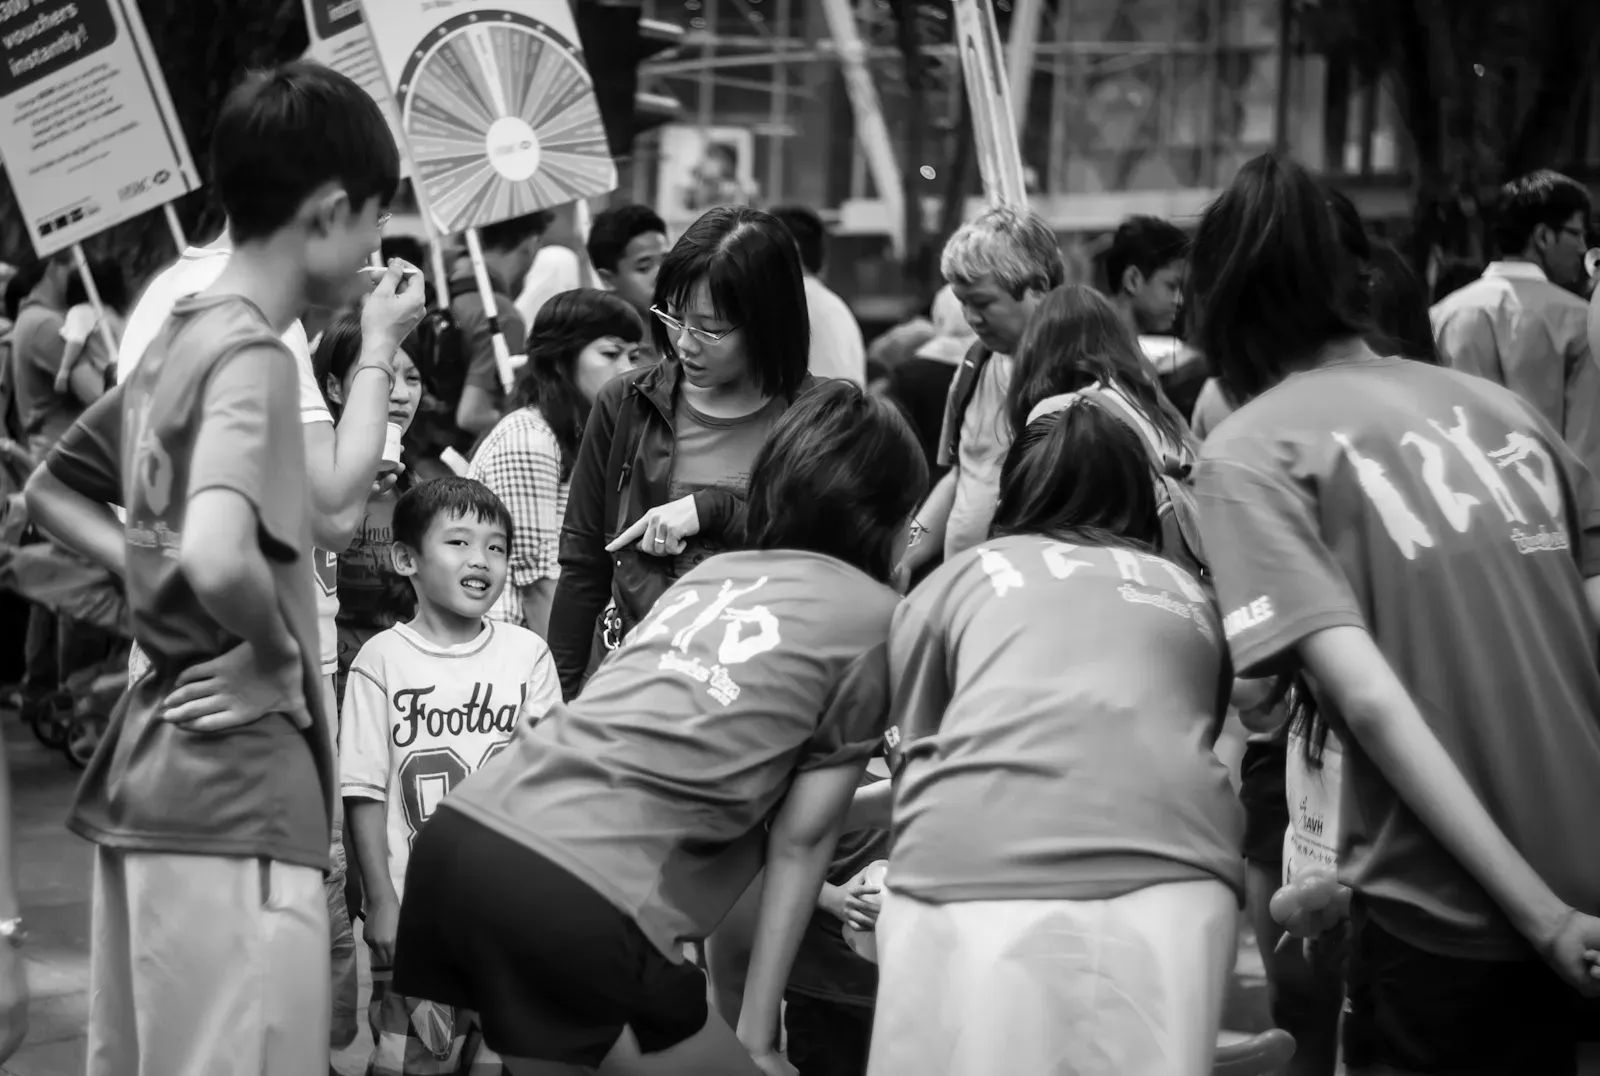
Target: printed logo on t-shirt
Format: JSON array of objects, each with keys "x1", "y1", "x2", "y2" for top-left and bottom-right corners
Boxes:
[
  {"x1": 125, "y1": 392, "x2": 179, "y2": 553},
  {"x1": 977, "y1": 541, "x2": 1215, "y2": 643},
  {"x1": 628, "y1": 576, "x2": 783, "y2": 706},
  {"x1": 1223, "y1": 597, "x2": 1275, "y2": 640},
  {"x1": 391, "y1": 681, "x2": 527, "y2": 748},
  {"x1": 1337, "y1": 406, "x2": 1570, "y2": 561},
  {"x1": 313, "y1": 548, "x2": 339, "y2": 596}
]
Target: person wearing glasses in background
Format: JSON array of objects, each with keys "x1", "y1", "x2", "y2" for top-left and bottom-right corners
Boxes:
[
  {"x1": 1431, "y1": 170, "x2": 1600, "y2": 475},
  {"x1": 547, "y1": 206, "x2": 816, "y2": 703}
]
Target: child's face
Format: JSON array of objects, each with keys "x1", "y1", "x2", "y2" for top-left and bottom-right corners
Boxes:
[
  {"x1": 305, "y1": 190, "x2": 388, "y2": 311},
  {"x1": 343, "y1": 348, "x2": 422, "y2": 432},
  {"x1": 398, "y1": 510, "x2": 510, "y2": 622},
  {"x1": 574, "y1": 334, "x2": 637, "y2": 404}
]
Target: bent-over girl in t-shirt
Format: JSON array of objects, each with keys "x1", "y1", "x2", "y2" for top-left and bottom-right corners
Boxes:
[
  {"x1": 868, "y1": 399, "x2": 1245, "y2": 1076},
  {"x1": 391, "y1": 380, "x2": 927, "y2": 1076}
]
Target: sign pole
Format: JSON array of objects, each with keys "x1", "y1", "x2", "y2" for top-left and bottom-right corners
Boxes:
[
  {"x1": 162, "y1": 203, "x2": 187, "y2": 253},
  {"x1": 463, "y1": 227, "x2": 517, "y2": 397},
  {"x1": 427, "y1": 231, "x2": 451, "y2": 313},
  {"x1": 573, "y1": 199, "x2": 602, "y2": 289},
  {"x1": 70, "y1": 244, "x2": 121, "y2": 371}
]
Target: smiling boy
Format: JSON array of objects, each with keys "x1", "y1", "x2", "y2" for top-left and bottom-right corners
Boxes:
[{"x1": 340, "y1": 477, "x2": 559, "y2": 1073}]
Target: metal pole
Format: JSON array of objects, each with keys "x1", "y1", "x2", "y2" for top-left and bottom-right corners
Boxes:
[
  {"x1": 1006, "y1": 0, "x2": 1045, "y2": 135},
  {"x1": 768, "y1": 0, "x2": 792, "y2": 203},
  {"x1": 1274, "y1": 0, "x2": 1293, "y2": 155},
  {"x1": 698, "y1": 0, "x2": 718, "y2": 132},
  {"x1": 162, "y1": 202, "x2": 187, "y2": 253},
  {"x1": 463, "y1": 228, "x2": 518, "y2": 395},
  {"x1": 819, "y1": 0, "x2": 906, "y2": 257}
]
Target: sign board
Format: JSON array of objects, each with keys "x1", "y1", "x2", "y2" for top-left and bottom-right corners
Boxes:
[
  {"x1": 360, "y1": 0, "x2": 617, "y2": 236},
  {"x1": 654, "y1": 123, "x2": 755, "y2": 233},
  {"x1": 0, "y1": 0, "x2": 198, "y2": 257},
  {"x1": 302, "y1": 0, "x2": 410, "y2": 178},
  {"x1": 952, "y1": 0, "x2": 1028, "y2": 208}
]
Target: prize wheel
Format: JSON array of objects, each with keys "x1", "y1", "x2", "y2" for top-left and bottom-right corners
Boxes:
[{"x1": 397, "y1": 11, "x2": 613, "y2": 234}]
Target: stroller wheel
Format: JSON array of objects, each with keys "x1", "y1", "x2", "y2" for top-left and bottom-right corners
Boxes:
[
  {"x1": 63, "y1": 714, "x2": 102, "y2": 769},
  {"x1": 24, "y1": 695, "x2": 69, "y2": 749}
]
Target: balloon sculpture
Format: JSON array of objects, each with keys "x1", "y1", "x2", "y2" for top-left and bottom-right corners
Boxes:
[{"x1": 1268, "y1": 863, "x2": 1352, "y2": 938}]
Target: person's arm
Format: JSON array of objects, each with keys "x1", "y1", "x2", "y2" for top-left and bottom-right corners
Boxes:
[
  {"x1": 455, "y1": 383, "x2": 501, "y2": 437},
  {"x1": 902, "y1": 469, "x2": 957, "y2": 572},
  {"x1": 0, "y1": 730, "x2": 25, "y2": 1064},
  {"x1": 1299, "y1": 626, "x2": 1577, "y2": 956},
  {"x1": 24, "y1": 468, "x2": 123, "y2": 575},
  {"x1": 304, "y1": 268, "x2": 424, "y2": 552},
  {"x1": 1586, "y1": 575, "x2": 1600, "y2": 626},
  {"x1": 180, "y1": 488, "x2": 298, "y2": 667},
  {"x1": 735, "y1": 761, "x2": 868, "y2": 1064},
  {"x1": 843, "y1": 778, "x2": 894, "y2": 833},
  {"x1": 518, "y1": 580, "x2": 558, "y2": 639},
  {"x1": 547, "y1": 382, "x2": 623, "y2": 699},
  {"x1": 66, "y1": 359, "x2": 105, "y2": 407},
  {"x1": 339, "y1": 659, "x2": 399, "y2": 962},
  {"x1": 23, "y1": 385, "x2": 125, "y2": 574}
]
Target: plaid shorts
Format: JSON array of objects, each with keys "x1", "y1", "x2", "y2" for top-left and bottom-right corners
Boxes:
[{"x1": 366, "y1": 966, "x2": 502, "y2": 1076}]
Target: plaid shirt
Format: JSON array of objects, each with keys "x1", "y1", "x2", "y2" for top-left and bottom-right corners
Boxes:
[{"x1": 468, "y1": 407, "x2": 568, "y2": 627}]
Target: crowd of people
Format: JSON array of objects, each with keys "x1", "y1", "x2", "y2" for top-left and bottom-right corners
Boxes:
[{"x1": 0, "y1": 51, "x2": 1598, "y2": 1076}]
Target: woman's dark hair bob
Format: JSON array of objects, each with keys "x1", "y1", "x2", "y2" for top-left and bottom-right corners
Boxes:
[
  {"x1": 745, "y1": 380, "x2": 927, "y2": 583},
  {"x1": 652, "y1": 205, "x2": 810, "y2": 400},
  {"x1": 1186, "y1": 154, "x2": 1368, "y2": 407},
  {"x1": 990, "y1": 399, "x2": 1160, "y2": 551}
]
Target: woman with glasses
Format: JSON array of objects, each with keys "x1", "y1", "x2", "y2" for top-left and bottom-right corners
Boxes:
[{"x1": 547, "y1": 206, "x2": 815, "y2": 702}]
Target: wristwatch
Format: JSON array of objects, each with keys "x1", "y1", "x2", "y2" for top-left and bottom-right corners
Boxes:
[{"x1": 0, "y1": 918, "x2": 27, "y2": 949}]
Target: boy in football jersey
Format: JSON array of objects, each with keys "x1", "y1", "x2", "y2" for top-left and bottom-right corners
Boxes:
[{"x1": 341, "y1": 478, "x2": 560, "y2": 1073}]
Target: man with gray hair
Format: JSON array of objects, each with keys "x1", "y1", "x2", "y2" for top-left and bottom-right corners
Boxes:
[{"x1": 900, "y1": 205, "x2": 1066, "y2": 578}]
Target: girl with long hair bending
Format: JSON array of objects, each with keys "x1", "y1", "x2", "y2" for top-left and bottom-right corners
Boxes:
[
  {"x1": 393, "y1": 381, "x2": 927, "y2": 1076},
  {"x1": 868, "y1": 401, "x2": 1244, "y2": 1076}
]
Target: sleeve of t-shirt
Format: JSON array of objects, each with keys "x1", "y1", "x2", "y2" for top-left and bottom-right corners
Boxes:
[
  {"x1": 1561, "y1": 315, "x2": 1600, "y2": 481},
  {"x1": 285, "y1": 321, "x2": 332, "y2": 427},
  {"x1": 190, "y1": 343, "x2": 304, "y2": 564},
  {"x1": 43, "y1": 385, "x2": 123, "y2": 506},
  {"x1": 520, "y1": 641, "x2": 563, "y2": 724},
  {"x1": 1435, "y1": 307, "x2": 1502, "y2": 384},
  {"x1": 1192, "y1": 455, "x2": 1365, "y2": 676},
  {"x1": 340, "y1": 656, "x2": 391, "y2": 802},
  {"x1": 797, "y1": 641, "x2": 892, "y2": 772},
  {"x1": 884, "y1": 589, "x2": 950, "y2": 774},
  {"x1": 60, "y1": 304, "x2": 97, "y2": 346},
  {"x1": 462, "y1": 306, "x2": 502, "y2": 394}
]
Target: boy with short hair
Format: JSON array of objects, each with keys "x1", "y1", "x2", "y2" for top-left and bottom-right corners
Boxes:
[
  {"x1": 586, "y1": 203, "x2": 668, "y2": 320},
  {"x1": 23, "y1": 61, "x2": 407, "y2": 1075},
  {"x1": 341, "y1": 477, "x2": 559, "y2": 1075}
]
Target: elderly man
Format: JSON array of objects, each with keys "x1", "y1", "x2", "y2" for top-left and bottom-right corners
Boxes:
[{"x1": 899, "y1": 205, "x2": 1067, "y2": 579}]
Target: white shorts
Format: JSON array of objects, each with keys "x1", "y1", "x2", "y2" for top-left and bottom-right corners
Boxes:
[
  {"x1": 87, "y1": 848, "x2": 331, "y2": 1076},
  {"x1": 868, "y1": 879, "x2": 1238, "y2": 1076}
]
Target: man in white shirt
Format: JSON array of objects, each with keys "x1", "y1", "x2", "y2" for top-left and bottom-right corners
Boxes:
[
  {"x1": 770, "y1": 205, "x2": 867, "y2": 386},
  {"x1": 1431, "y1": 170, "x2": 1600, "y2": 475},
  {"x1": 899, "y1": 206, "x2": 1066, "y2": 575}
]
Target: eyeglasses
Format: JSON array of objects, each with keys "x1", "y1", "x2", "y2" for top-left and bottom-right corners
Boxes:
[
  {"x1": 651, "y1": 305, "x2": 739, "y2": 344},
  {"x1": 377, "y1": 212, "x2": 393, "y2": 230}
]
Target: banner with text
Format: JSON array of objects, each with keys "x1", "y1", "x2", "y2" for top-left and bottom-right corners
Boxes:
[
  {"x1": 0, "y1": 0, "x2": 197, "y2": 257},
  {"x1": 302, "y1": 0, "x2": 410, "y2": 178},
  {"x1": 360, "y1": 0, "x2": 616, "y2": 236}
]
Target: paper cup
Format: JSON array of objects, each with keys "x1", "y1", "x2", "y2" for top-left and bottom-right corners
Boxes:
[{"x1": 380, "y1": 422, "x2": 404, "y2": 472}]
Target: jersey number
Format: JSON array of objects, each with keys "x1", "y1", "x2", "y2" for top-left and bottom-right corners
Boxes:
[{"x1": 396, "y1": 742, "x2": 508, "y2": 841}]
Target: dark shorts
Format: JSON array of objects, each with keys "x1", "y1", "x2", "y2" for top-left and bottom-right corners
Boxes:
[
  {"x1": 1238, "y1": 737, "x2": 1289, "y2": 865},
  {"x1": 393, "y1": 805, "x2": 710, "y2": 1066},
  {"x1": 1344, "y1": 903, "x2": 1600, "y2": 1075}
]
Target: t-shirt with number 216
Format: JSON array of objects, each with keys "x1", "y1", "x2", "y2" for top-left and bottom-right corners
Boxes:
[{"x1": 339, "y1": 619, "x2": 562, "y2": 899}]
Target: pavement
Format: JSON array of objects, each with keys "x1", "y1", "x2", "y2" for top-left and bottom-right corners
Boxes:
[{"x1": 0, "y1": 707, "x2": 1275, "y2": 1075}]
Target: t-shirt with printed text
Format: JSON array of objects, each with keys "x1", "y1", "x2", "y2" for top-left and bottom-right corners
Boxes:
[
  {"x1": 444, "y1": 550, "x2": 897, "y2": 960},
  {"x1": 666, "y1": 395, "x2": 785, "y2": 577},
  {"x1": 887, "y1": 535, "x2": 1243, "y2": 905},
  {"x1": 340, "y1": 619, "x2": 560, "y2": 898},
  {"x1": 1195, "y1": 354, "x2": 1600, "y2": 959},
  {"x1": 49, "y1": 295, "x2": 332, "y2": 869}
]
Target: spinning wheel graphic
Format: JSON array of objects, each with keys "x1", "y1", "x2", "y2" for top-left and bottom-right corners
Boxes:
[{"x1": 396, "y1": 11, "x2": 614, "y2": 234}]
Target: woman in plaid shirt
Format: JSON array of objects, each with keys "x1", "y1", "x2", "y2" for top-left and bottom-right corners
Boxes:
[{"x1": 469, "y1": 289, "x2": 643, "y2": 636}]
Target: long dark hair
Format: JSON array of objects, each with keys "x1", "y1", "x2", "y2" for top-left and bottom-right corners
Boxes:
[
  {"x1": 745, "y1": 381, "x2": 927, "y2": 583},
  {"x1": 514, "y1": 288, "x2": 644, "y2": 480},
  {"x1": 990, "y1": 399, "x2": 1160, "y2": 551},
  {"x1": 1006, "y1": 284, "x2": 1193, "y2": 454},
  {"x1": 1187, "y1": 154, "x2": 1369, "y2": 407},
  {"x1": 1367, "y1": 241, "x2": 1441, "y2": 365}
]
